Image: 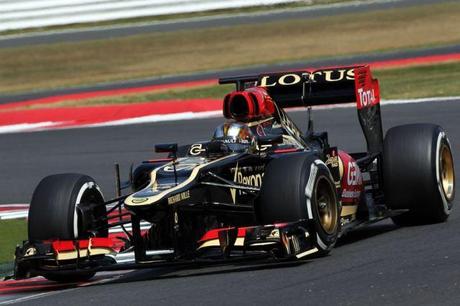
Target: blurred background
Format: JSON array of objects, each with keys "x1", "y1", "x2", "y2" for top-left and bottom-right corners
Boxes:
[
  {"x1": 1, "y1": 1, "x2": 460, "y2": 300},
  {"x1": 1, "y1": 0, "x2": 459, "y2": 98}
]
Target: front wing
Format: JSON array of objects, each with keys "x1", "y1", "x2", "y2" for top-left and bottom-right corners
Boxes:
[{"x1": 12, "y1": 221, "x2": 318, "y2": 279}]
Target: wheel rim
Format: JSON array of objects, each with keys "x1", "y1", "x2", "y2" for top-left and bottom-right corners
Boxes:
[
  {"x1": 440, "y1": 144, "x2": 455, "y2": 201},
  {"x1": 315, "y1": 177, "x2": 338, "y2": 235},
  {"x1": 74, "y1": 183, "x2": 105, "y2": 238}
]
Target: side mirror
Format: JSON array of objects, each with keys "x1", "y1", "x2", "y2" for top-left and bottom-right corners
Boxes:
[
  {"x1": 155, "y1": 143, "x2": 179, "y2": 185},
  {"x1": 155, "y1": 143, "x2": 178, "y2": 154},
  {"x1": 256, "y1": 135, "x2": 283, "y2": 146}
]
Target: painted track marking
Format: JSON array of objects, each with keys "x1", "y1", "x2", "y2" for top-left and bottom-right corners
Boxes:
[{"x1": 0, "y1": 96, "x2": 458, "y2": 134}]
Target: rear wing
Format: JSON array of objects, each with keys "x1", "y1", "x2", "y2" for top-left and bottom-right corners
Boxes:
[{"x1": 219, "y1": 65, "x2": 383, "y2": 153}]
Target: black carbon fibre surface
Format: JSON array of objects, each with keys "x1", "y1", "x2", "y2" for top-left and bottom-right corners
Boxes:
[{"x1": 1, "y1": 99, "x2": 459, "y2": 305}]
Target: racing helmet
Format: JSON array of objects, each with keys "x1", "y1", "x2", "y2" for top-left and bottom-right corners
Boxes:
[{"x1": 212, "y1": 122, "x2": 254, "y2": 152}]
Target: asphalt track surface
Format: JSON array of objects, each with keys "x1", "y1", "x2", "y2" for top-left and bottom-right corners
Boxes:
[{"x1": 1, "y1": 98, "x2": 460, "y2": 305}]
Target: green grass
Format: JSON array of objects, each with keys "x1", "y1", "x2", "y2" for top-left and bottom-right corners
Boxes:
[
  {"x1": 0, "y1": 220, "x2": 26, "y2": 269},
  {"x1": 1, "y1": 2, "x2": 460, "y2": 94},
  {"x1": 74, "y1": 84, "x2": 232, "y2": 106},
  {"x1": 21, "y1": 84, "x2": 234, "y2": 109},
  {"x1": 374, "y1": 62, "x2": 460, "y2": 99}
]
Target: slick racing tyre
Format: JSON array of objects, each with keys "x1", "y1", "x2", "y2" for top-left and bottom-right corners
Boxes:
[
  {"x1": 28, "y1": 174, "x2": 108, "y2": 282},
  {"x1": 383, "y1": 124, "x2": 455, "y2": 225},
  {"x1": 28, "y1": 173, "x2": 108, "y2": 241},
  {"x1": 256, "y1": 153, "x2": 340, "y2": 255}
]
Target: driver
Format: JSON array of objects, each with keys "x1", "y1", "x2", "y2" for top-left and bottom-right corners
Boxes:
[{"x1": 212, "y1": 122, "x2": 254, "y2": 152}]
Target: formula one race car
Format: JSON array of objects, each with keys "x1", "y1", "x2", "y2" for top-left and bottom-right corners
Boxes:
[{"x1": 13, "y1": 66, "x2": 455, "y2": 282}]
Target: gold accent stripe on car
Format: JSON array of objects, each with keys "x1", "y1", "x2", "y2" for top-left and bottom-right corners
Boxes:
[
  {"x1": 197, "y1": 237, "x2": 245, "y2": 250},
  {"x1": 125, "y1": 154, "x2": 237, "y2": 206},
  {"x1": 340, "y1": 205, "x2": 358, "y2": 216},
  {"x1": 56, "y1": 247, "x2": 113, "y2": 261}
]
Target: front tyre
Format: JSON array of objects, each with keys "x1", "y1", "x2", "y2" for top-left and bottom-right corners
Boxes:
[
  {"x1": 256, "y1": 153, "x2": 340, "y2": 255},
  {"x1": 383, "y1": 124, "x2": 455, "y2": 225},
  {"x1": 28, "y1": 174, "x2": 107, "y2": 282},
  {"x1": 28, "y1": 173, "x2": 108, "y2": 241}
]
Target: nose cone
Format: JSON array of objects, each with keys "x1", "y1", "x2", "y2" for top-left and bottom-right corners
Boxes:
[{"x1": 124, "y1": 157, "x2": 204, "y2": 207}]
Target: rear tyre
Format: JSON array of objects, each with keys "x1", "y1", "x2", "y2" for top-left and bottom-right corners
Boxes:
[
  {"x1": 256, "y1": 153, "x2": 340, "y2": 255},
  {"x1": 383, "y1": 124, "x2": 455, "y2": 225},
  {"x1": 28, "y1": 173, "x2": 107, "y2": 282}
]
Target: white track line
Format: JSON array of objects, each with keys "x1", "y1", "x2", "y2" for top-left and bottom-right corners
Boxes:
[
  {"x1": 85, "y1": 110, "x2": 222, "y2": 128},
  {"x1": 0, "y1": 96, "x2": 458, "y2": 134},
  {"x1": 0, "y1": 204, "x2": 29, "y2": 208},
  {"x1": 78, "y1": 95, "x2": 460, "y2": 127},
  {"x1": 0, "y1": 291, "x2": 66, "y2": 305},
  {"x1": 0, "y1": 211, "x2": 28, "y2": 220},
  {"x1": 0, "y1": 204, "x2": 29, "y2": 220},
  {"x1": 0, "y1": 122, "x2": 63, "y2": 134}
]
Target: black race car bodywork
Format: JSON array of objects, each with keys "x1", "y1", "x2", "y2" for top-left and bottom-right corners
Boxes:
[{"x1": 12, "y1": 66, "x2": 455, "y2": 281}]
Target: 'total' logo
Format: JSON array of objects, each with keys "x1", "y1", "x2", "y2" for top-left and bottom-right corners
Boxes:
[{"x1": 358, "y1": 88, "x2": 376, "y2": 108}]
